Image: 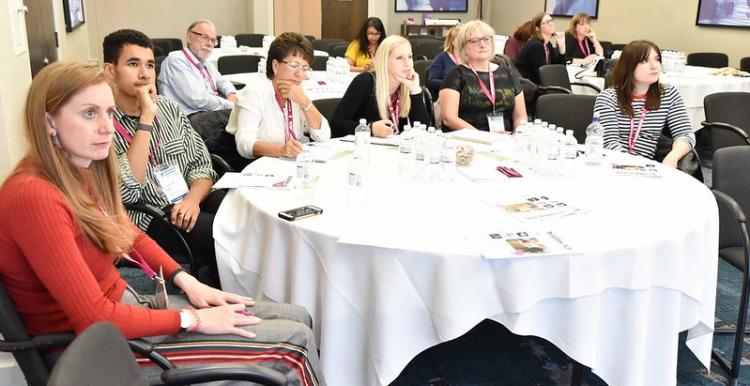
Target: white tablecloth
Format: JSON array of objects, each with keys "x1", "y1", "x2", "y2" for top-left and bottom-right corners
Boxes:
[
  {"x1": 223, "y1": 71, "x2": 355, "y2": 101},
  {"x1": 214, "y1": 140, "x2": 718, "y2": 386},
  {"x1": 208, "y1": 47, "x2": 329, "y2": 69},
  {"x1": 566, "y1": 64, "x2": 750, "y2": 130}
]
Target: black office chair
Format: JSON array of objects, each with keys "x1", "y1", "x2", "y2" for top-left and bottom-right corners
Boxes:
[
  {"x1": 217, "y1": 55, "x2": 262, "y2": 75},
  {"x1": 413, "y1": 40, "x2": 444, "y2": 61},
  {"x1": 711, "y1": 146, "x2": 750, "y2": 386},
  {"x1": 538, "y1": 64, "x2": 601, "y2": 95},
  {"x1": 422, "y1": 86, "x2": 435, "y2": 128},
  {"x1": 152, "y1": 38, "x2": 183, "y2": 53},
  {"x1": 312, "y1": 55, "x2": 328, "y2": 71},
  {"x1": 702, "y1": 92, "x2": 750, "y2": 154},
  {"x1": 413, "y1": 59, "x2": 432, "y2": 88},
  {"x1": 741, "y1": 57, "x2": 750, "y2": 73},
  {"x1": 598, "y1": 40, "x2": 613, "y2": 59},
  {"x1": 311, "y1": 38, "x2": 347, "y2": 53},
  {"x1": 535, "y1": 94, "x2": 597, "y2": 144},
  {"x1": 47, "y1": 322, "x2": 288, "y2": 386},
  {"x1": 329, "y1": 43, "x2": 349, "y2": 58},
  {"x1": 304, "y1": 35, "x2": 316, "y2": 42},
  {"x1": 313, "y1": 98, "x2": 341, "y2": 124},
  {"x1": 687, "y1": 52, "x2": 729, "y2": 68},
  {"x1": 235, "y1": 33, "x2": 265, "y2": 47}
]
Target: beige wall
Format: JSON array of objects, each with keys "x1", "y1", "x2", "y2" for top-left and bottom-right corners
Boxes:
[
  {"x1": 53, "y1": 0, "x2": 92, "y2": 62},
  {"x1": 0, "y1": 0, "x2": 32, "y2": 180},
  {"x1": 488, "y1": 0, "x2": 750, "y2": 68},
  {"x1": 274, "y1": 0, "x2": 321, "y2": 38},
  {"x1": 386, "y1": 0, "x2": 487, "y2": 36}
]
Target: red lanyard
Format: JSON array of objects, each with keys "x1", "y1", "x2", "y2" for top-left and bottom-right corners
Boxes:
[
  {"x1": 577, "y1": 38, "x2": 590, "y2": 57},
  {"x1": 628, "y1": 108, "x2": 648, "y2": 154},
  {"x1": 544, "y1": 43, "x2": 550, "y2": 64},
  {"x1": 274, "y1": 94, "x2": 297, "y2": 142},
  {"x1": 97, "y1": 202, "x2": 158, "y2": 280},
  {"x1": 467, "y1": 63, "x2": 496, "y2": 112},
  {"x1": 388, "y1": 89, "x2": 401, "y2": 133},
  {"x1": 113, "y1": 117, "x2": 162, "y2": 165},
  {"x1": 182, "y1": 49, "x2": 218, "y2": 95}
]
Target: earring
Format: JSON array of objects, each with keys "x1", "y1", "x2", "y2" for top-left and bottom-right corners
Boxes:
[{"x1": 50, "y1": 130, "x2": 61, "y2": 147}]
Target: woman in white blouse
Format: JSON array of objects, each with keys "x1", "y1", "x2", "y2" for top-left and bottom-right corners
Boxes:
[{"x1": 226, "y1": 32, "x2": 331, "y2": 159}]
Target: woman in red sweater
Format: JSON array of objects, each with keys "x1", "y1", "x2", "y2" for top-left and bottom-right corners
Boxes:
[{"x1": 0, "y1": 62, "x2": 321, "y2": 385}]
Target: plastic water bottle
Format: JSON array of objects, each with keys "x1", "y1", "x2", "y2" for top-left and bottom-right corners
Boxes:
[
  {"x1": 258, "y1": 57, "x2": 266, "y2": 74},
  {"x1": 296, "y1": 147, "x2": 313, "y2": 189},
  {"x1": 354, "y1": 118, "x2": 370, "y2": 160},
  {"x1": 585, "y1": 112, "x2": 604, "y2": 166},
  {"x1": 442, "y1": 138, "x2": 457, "y2": 181},
  {"x1": 399, "y1": 125, "x2": 413, "y2": 172},
  {"x1": 564, "y1": 130, "x2": 577, "y2": 160},
  {"x1": 513, "y1": 122, "x2": 527, "y2": 166},
  {"x1": 426, "y1": 127, "x2": 442, "y2": 182},
  {"x1": 347, "y1": 156, "x2": 366, "y2": 207}
]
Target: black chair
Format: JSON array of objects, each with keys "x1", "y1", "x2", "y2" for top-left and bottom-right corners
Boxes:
[
  {"x1": 610, "y1": 43, "x2": 626, "y2": 52},
  {"x1": 598, "y1": 40, "x2": 613, "y2": 59},
  {"x1": 687, "y1": 52, "x2": 729, "y2": 69},
  {"x1": 741, "y1": 57, "x2": 750, "y2": 73},
  {"x1": 217, "y1": 55, "x2": 262, "y2": 75},
  {"x1": 152, "y1": 38, "x2": 183, "y2": 53},
  {"x1": 304, "y1": 34, "x2": 316, "y2": 42},
  {"x1": 702, "y1": 92, "x2": 750, "y2": 153},
  {"x1": 313, "y1": 98, "x2": 341, "y2": 124},
  {"x1": 413, "y1": 40, "x2": 444, "y2": 61},
  {"x1": 711, "y1": 146, "x2": 750, "y2": 386},
  {"x1": 311, "y1": 38, "x2": 347, "y2": 53},
  {"x1": 328, "y1": 42, "x2": 349, "y2": 58},
  {"x1": 312, "y1": 55, "x2": 328, "y2": 71},
  {"x1": 535, "y1": 94, "x2": 597, "y2": 143},
  {"x1": 538, "y1": 64, "x2": 601, "y2": 95},
  {"x1": 422, "y1": 86, "x2": 435, "y2": 128},
  {"x1": 47, "y1": 322, "x2": 287, "y2": 386},
  {"x1": 413, "y1": 59, "x2": 432, "y2": 88},
  {"x1": 235, "y1": 33, "x2": 265, "y2": 47}
]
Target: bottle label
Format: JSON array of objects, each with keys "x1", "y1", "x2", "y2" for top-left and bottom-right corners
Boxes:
[{"x1": 348, "y1": 172, "x2": 362, "y2": 187}]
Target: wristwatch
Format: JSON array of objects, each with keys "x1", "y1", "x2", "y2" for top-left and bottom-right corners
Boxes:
[
  {"x1": 179, "y1": 309, "x2": 193, "y2": 332},
  {"x1": 136, "y1": 122, "x2": 153, "y2": 132}
]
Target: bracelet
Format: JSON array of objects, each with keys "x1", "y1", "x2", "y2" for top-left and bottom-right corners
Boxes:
[
  {"x1": 136, "y1": 122, "x2": 153, "y2": 132},
  {"x1": 188, "y1": 308, "x2": 201, "y2": 332},
  {"x1": 302, "y1": 101, "x2": 314, "y2": 112}
]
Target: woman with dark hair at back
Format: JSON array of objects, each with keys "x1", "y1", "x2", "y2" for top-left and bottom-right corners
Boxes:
[
  {"x1": 503, "y1": 20, "x2": 533, "y2": 60},
  {"x1": 565, "y1": 12, "x2": 603, "y2": 65},
  {"x1": 516, "y1": 12, "x2": 567, "y2": 84},
  {"x1": 345, "y1": 17, "x2": 386, "y2": 72},
  {"x1": 0, "y1": 61, "x2": 322, "y2": 385},
  {"x1": 593, "y1": 40, "x2": 694, "y2": 167}
]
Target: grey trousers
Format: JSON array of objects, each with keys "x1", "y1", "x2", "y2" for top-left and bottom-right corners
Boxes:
[{"x1": 121, "y1": 286, "x2": 323, "y2": 385}]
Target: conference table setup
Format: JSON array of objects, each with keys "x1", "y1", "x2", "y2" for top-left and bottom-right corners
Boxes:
[
  {"x1": 212, "y1": 134, "x2": 719, "y2": 386},
  {"x1": 567, "y1": 63, "x2": 750, "y2": 130}
]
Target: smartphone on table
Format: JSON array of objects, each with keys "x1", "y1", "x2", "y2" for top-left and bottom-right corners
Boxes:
[{"x1": 278, "y1": 205, "x2": 323, "y2": 221}]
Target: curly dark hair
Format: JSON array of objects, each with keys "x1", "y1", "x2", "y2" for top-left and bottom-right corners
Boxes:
[
  {"x1": 103, "y1": 29, "x2": 154, "y2": 64},
  {"x1": 355, "y1": 17, "x2": 386, "y2": 57},
  {"x1": 266, "y1": 32, "x2": 314, "y2": 80}
]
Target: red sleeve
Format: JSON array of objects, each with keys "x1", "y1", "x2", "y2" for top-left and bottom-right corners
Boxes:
[
  {"x1": 8, "y1": 178, "x2": 180, "y2": 338},
  {"x1": 132, "y1": 230, "x2": 182, "y2": 280}
]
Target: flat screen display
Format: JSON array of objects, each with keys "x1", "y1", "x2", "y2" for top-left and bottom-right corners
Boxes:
[
  {"x1": 395, "y1": 0, "x2": 469, "y2": 12},
  {"x1": 696, "y1": 0, "x2": 750, "y2": 28}
]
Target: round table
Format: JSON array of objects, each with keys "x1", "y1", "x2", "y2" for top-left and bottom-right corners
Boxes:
[{"x1": 214, "y1": 139, "x2": 718, "y2": 386}]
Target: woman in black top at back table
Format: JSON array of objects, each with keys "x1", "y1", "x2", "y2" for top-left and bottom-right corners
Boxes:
[
  {"x1": 439, "y1": 20, "x2": 527, "y2": 133},
  {"x1": 331, "y1": 35, "x2": 430, "y2": 138},
  {"x1": 564, "y1": 12, "x2": 603, "y2": 65},
  {"x1": 516, "y1": 12, "x2": 567, "y2": 84}
]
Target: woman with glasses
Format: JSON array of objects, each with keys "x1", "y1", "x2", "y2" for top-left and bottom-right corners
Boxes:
[
  {"x1": 440, "y1": 20, "x2": 527, "y2": 132},
  {"x1": 516, "y1": 12, "x2": 567, "y2": 84},
  {"x1": 226, "y1": 32, "x2": 330, "y2": 159},
  {"x1": 564, "y1": 13, "x2": 603, "y2": 65},
  {"x1": 332, "y1": 35, "x2": 429, "y2": 138},
  {"x1": 345, "y1": 17, "x2": 386, "y2": 73}
]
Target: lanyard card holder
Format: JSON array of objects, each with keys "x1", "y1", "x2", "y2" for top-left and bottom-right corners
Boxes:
[{"x1": 155, "y1": 162, "x2": 189, "y2": 204}]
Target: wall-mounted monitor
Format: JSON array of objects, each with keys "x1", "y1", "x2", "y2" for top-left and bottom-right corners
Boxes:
[
  {"x1": 395, "y1": 0, "x2": 469, "y2": 13},
  {"x1": 63, "y1": 0, "x2": 85, "y2": 32},
  {"x1": 696, "y1": 0, "x2": 750, "y2": 29},
  {"x1": 545, "y1": 0, "x2": 599, "y2": 18}
]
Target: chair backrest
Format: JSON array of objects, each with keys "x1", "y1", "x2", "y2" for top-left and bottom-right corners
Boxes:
[
  {"x1": 538, "y1": 64, "x2": 572, "y2": 91},
  {"x1": 311, "y1": 38, "x2": 347, "y2": 53},
  {"x1": 704, "y1": 92, "x2": 750, "y2": 151},
  {"x1": 599, "y1": 40, "x2": 613, "y2": 59},
  {"x1": 0, "y1": 279, "x2": 74, "y2": 386},
  {"x1": 687, "y1": 52, "x2": 729, "y2": 68},
  {"x1": 741, "y1": 57, "x2": 750, "y2": 73},
  {"x1": 304, "y1": 35, "x2": 316, "y2": 42},
  {"x1": 413, "y1": 40, "x2": 443, "y2": 60},
  {"x1": 328, "y1": 43, "x2": 349, "y2": 59},
  {"x1": 48, "y1": 322, "x2": 147, "y2": 386},
  {"x1": 312, "y1": 55, "x2": 328, "y2": 71},
  {"x1": 235, "y1": 33, "x2": 265, "y2": 47},
  {"x1": 313, "y1": 98, "x2": 341, "y2": 124},
  {"x1": 217, "y1": 55, "x2": 262, "y2": 75},
  {"x1": 152, "y1": 38, "x2": 183, "y2": 53},
  {"x1": 713, "y1": 147, "x2": 750, "y2": 250},
  {"x1": 413, "y1": 59, "x2": 432, "y2": 88},
  {"x1": 535, "y1": 94, "x2": 597, "y2": 143}
]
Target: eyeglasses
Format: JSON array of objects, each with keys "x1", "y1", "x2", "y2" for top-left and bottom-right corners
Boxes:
[
  {"x1": 367, "y1": 32, "x2": 382, "y2": 37},
  {"x1": 280, "y1": 60, "x2": 312, "y2": 73},
  {"x1": 189, "y1": 30, "x2": 218, "y2": 47},
  {"x1": 541, "y1": 18, "x2": 555, "y2": 25},
  {"x1": 467, "y1": 36, "x2": 492, "y2": 46}
]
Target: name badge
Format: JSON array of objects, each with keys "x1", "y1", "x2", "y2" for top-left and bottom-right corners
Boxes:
[
  {"x1": 487, "y1": 112, "x2": 506, "y2": 134},
  {"x1": 153, "y1": 266, "x2": 169, "y2": 310},
  {"x1": 155, "y1": 163, "x2": 189, "y2": 204}
]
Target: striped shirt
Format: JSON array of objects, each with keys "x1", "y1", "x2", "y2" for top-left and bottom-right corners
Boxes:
[
  {"x1": 113, "y1": 96, "x2": 217, "y2": 230},
  {"x1": 593, "y1": 84, "x2": 695, "y2": 160}
]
